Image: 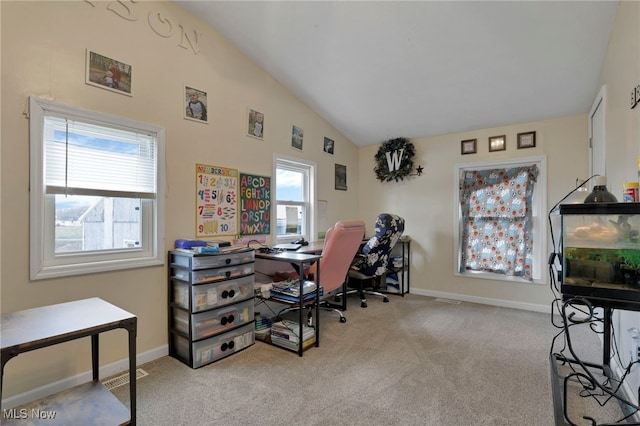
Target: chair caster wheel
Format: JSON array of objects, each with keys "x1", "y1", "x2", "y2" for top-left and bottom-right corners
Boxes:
[
  {"x1": 339, "y1": 317, "x2": 347, "y2": 323},
  {"x1": 383, "y1": 297, "x2": 389, "y2": 303},
  {"x1": 360, "y1": 301, "x2": 368, "y2": 308}
]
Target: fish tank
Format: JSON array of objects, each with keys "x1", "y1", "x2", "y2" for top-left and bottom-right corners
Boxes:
[{"x1": 559, "y1": 203, "x2": 640, "y2": 309}]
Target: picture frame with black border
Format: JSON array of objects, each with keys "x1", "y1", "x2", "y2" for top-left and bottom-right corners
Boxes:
[
  {"x1": 461, "y1": 139, "x2": 477, "y2": 155},
  {"x1": 488, "y1": 135, "x2": 506, "y2": 152},
  {"x1": 335, "y1": 163, "x2": 347, "y2": 190},
  {"x1": 85, "y1": 49, "x2": 132, "y2": 96},
  {"x1": 291, "y1": 125, "x2": 303, "y2": 151},
  {"x1": 247, "y1": 108, "x2": 264, "y2": 140},
  {"x1": 184, "y1": 86, "x2": 208, "y2": 123},
  {"x1": 323, "y1": 136, "x2": 335, "y2": 155},
  {"x1": 517, "y1": 131, "x2": 536, "y2": 149}
]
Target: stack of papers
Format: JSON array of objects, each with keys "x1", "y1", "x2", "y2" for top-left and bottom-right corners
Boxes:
[
  {"x1": 271, "y1": 279, "x2": 316, "y2": 297},
  {"x1": 270, "y1": 320, "x2": 315, "y2": 351}
]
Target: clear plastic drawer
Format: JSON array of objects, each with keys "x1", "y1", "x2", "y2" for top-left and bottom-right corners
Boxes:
[
  {"x1": 172, "y1": 299, "x2": 254, "y2": 340},
  {"x1": 173, "y1": 322, "x2": 255, "y2": 368},
  {"x1": 171, "y1": 263, "x2": 254, "y2": 284},
  {"x1": 170, "y1": 250, "x2": 255, "y2": 270},
  {"x1": 173, "y1": 275, "x2": 254, "y2": 311}
]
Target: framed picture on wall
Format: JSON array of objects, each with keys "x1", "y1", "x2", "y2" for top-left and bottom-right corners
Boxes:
[
  {"x1": 291, "y1": 125, "x2": 304, "y2": 151},
  {"x1": 184, "y1": 86, "x2": 208, "y2": 123},
  {"x1": 335, "y1": 164, "x2": 347, "y2": 190},
  {"x1": 517, "y1": 131, "x2": 536, "y2": 149},
  {"x1": 461, "y1": 139, "x2": 477, "y2": 155},
  {"x1": 247, "y1": 108, "x2": 264, "y2": 139},
  {"x1": 488, "y1": 135, "x2": 506, "y2": 152},
  {"x1": 323, "y1": 137, "x2": 335, "y2": 155},
  {"x1": 85, "y1": 50, "x2": 132, "y2": 96}
]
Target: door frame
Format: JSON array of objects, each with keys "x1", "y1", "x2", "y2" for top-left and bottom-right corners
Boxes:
[{"x1": 589, "y1": 85, "x2": 607, "y2": 180}]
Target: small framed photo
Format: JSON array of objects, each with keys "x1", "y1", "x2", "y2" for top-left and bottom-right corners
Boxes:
[
  {"x1": 323, "y1": 137, "x2": 335, "y2": 155},
  {"x1": 517, "y1": 131, "x2": 536, "y2": 149},
  {"x1": 85, "y1": 50, "x2": 132, "y2": 96},
  {"x1": 184, "y1": 86, "x2": 208, "y2": 123},
  {"x1": 247, "y1": 109, "x2": 264, "y2": 139},
  {"x1": 461, "y1": 139, "x2": 477, "y2": 155},
  {"x1": 291, "y1": 125, "x2": 304, "y2": 151},
  {"x1": 489, "y1": 135, "x2": 506, "y2": 152},
  {"x1": 335, "y1": 164, "x2": 347, "y2": 190}
]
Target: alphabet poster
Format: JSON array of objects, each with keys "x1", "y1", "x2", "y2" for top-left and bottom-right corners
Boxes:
[
  {"x1": 239, "y1": 173, "x2": 271, "y2": 235},
  {"x1": 196, "y1": 163, "x2": 238, "y2": 237}
]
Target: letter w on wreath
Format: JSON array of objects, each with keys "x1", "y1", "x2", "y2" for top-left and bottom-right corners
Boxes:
[{"x1": 374, "y1": 138, "x2": 416, "y2": 182}]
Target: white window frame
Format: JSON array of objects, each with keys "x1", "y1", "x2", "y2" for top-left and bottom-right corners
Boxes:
[
  {"x1": 453, "y1": 155, "x2": 547, "y2": 284},
  {"x1": 29, "y1": 97, "x2": 165, "y2": 280},
  {"x1": 273, "y1": 154, "x2": 316, "y2": 243}
]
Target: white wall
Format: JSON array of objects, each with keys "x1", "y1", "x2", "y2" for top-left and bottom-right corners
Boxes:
[{"x1": 0, "y1": 1, "x2": 359, "y2": 398}]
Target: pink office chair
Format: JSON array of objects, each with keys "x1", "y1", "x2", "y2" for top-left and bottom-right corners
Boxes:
[{"x1": 277, "y1": 220, "x2": 366, "y2": 324}]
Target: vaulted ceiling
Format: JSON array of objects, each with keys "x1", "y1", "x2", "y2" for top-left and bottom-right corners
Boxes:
[{"x1": 175, "y1": 1, "x2": 619, "y2": 146}]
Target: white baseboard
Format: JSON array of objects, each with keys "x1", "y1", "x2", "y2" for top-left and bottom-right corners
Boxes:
[
  {"x1": 410, "y1": 288, "x2": 550, "y2": 314},
  {"x1": 2, "y1": 345, "x2": 168, "y2": 409}
]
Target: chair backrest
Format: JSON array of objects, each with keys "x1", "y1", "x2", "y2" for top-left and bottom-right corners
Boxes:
[
  {"x1": 308, "y1": 220, "x2": 366, "y2": 293},
  {"x1": 359, "y1": 213, "x2": 405, "y2": 276}
]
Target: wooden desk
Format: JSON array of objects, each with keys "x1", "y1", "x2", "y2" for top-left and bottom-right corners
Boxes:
[
  {"x1": 1, "y1": 298, "x2": 137, "y2": 425},
  {"x1": 254, "y1": 251, "x2": 321, "y2": 356}
]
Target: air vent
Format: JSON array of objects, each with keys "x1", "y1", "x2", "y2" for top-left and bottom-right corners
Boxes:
[
  {"x1": 102, "y1": 368, "x2": 148, "y2": 391},
  {"x1": 434, "y1": 298, "x2": 461, "y2": 304}
]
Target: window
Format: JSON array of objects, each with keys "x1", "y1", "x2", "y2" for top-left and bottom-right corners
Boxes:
[
  {"x1": 454, "y1": 156, "x2": 546, "y2": 283},
  {"x1": 274, "y1": 155, "x2": 315, "y2": 242},
  {"x1": 29, "y1": 97, "x2": 165, "y2": 280}
]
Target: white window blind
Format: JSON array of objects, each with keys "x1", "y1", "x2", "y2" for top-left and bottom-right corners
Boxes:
[{"x1": 43, "y1": 114, "x2": 157, "y2": 199}]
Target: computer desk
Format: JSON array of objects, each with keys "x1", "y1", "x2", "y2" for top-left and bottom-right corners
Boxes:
[{"x1": 254, "y1": 250, "x2": 321, "y2": 356}]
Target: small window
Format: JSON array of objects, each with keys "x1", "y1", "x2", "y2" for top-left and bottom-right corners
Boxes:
[
  {"x1": 29, "y1": 97, "x2": 165, "y2": 279},
  {"x1": 274, "y1": 155, "x2": 315, "y2": 242},
  {"x1": 454, "y1": 156, "x2": 546, "y2": 283}
]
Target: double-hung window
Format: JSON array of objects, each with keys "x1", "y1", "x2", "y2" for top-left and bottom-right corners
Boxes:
[
  {"x1": 274, "y1": 155, "x2": 315, "y2": 242},
  {"x1": 29, "y1": 97, "x2": 165, "y2": 280},
  {"x1": 455, "y1": 156, "x2": 546, "y2": 283}
]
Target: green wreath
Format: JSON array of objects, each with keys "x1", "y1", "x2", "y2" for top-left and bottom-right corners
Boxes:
[{"x1": 374, "y1": 137, "x2": 415, "y2": 182}]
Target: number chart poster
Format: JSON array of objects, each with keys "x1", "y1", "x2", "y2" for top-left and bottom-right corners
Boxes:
[
  {"x1": 239, "y1": 173, "x2": 270, "y2": 235},
  {"x1": 196, "y1": 163, "x2": 238, "y2": 237}
]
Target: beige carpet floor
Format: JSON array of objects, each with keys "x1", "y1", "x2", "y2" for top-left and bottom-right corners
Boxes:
[{"x1": 110, "y1": 293, "x2": 632, "y2": 425}]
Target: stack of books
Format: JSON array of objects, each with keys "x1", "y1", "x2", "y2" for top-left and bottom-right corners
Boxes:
[
  {"x1": 254, "y1": 313, "x2": 273, "y2": 341},
  {"x1": 270, "y1": 320, "x2": 315, "y2": 351},
  {"x1": 269, "y1": 279, "x2": 322, "y2": 303}
]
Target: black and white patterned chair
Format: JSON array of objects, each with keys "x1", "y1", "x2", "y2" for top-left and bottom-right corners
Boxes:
[{"x1": 348, "y1": 213, "x2": 405, "y2": 308}]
